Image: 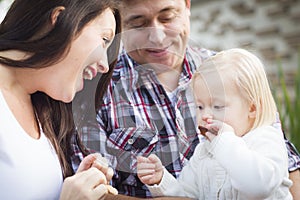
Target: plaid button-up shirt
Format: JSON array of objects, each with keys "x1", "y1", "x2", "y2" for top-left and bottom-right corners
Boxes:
[{"x1": 72, "y1": 46, "x2": 300, "y2": 198}]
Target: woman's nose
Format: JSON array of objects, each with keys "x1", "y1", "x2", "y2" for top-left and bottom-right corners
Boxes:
[{"x1": 98, "y1": 53, "x2": 109, "y2": 73}]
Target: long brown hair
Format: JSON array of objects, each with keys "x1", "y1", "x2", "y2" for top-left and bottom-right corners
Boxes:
[{"x1": 0, "y1": 0, "x2": 121, "y2": 178}]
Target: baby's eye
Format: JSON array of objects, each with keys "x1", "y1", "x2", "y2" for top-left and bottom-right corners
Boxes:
[
  {"x1": 197, "y1": 105, "x2": 203, "y2": 110},
  {"x1": 214, "y1": 105, "x2": 225, "y2": 109}
]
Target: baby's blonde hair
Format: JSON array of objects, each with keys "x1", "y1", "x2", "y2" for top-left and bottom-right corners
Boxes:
[{"x1": 192, "y1": 48, "x2": 277, "y2": 129}]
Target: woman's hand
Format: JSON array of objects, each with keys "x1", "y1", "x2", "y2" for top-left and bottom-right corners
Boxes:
[
  {"x1": 90, "y1": 153, "x2": 114, "y2": 183},
  {"x1": 60, "y1": 167, "x2": 108, "y2": 200},
  {"x1": 59, "y1": 154, "x2": 117, "y2": 200}
]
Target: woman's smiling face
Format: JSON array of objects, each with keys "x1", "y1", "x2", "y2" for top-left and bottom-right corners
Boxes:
[{"x1": 42, "y1": 8, "x2": 116, "y2": 103}]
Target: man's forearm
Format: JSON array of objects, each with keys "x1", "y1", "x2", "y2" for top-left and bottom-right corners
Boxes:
[{"x1": 289, "y1": 169, "x2": 300, "y2": 200}]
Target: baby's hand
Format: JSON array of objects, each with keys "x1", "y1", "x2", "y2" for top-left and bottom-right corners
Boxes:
[
  {"x1": 137, "y1": 154, "x2": 164, "y2": 185},
  {"x1": 200, "y1": 115, "x2": 234, "y2": 141},
  {"x1": 205, "y1": 120, "x2": 234, "y2": 141}
]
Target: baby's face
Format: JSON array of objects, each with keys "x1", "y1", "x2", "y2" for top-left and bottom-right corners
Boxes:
[{"x1": 193, "y1": 71, "x2": 253, "y2": 137}]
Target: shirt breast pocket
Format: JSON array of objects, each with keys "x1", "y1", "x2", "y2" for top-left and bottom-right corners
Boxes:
[{"x1": 106, "y1": 127, "x2": 158, "y2": 173}]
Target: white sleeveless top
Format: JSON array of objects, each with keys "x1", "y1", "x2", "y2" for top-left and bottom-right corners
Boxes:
[{"x1": 0, "y1": 91, "x2": 63, "y2": 200}]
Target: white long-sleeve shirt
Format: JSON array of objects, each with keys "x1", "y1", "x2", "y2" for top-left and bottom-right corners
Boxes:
[{"x1": 148, "y1": 126, "x2": 293, "y2": 200}]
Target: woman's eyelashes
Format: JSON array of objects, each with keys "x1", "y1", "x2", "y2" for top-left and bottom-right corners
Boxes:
[
  {"x1": 101, "y1": 30, "x2": 114, "y2": 47},
  {"x1": 103, "y1": 37, "x2": 111, "y2": 46}
]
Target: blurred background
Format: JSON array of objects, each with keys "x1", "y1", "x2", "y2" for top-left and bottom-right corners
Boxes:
[
  {"x1": 1, "y1": 0, "x2": 299, "y2": 148},
  {"x1": 190, "y1": 0, "x2": 300, "y2": 87}
]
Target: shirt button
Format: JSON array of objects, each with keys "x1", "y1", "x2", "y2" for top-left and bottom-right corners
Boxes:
[
  {"x1": 128, "y1": 139, "x2": 134, "y2": 144},
  {"x1": 159, "y1": 94, "x2": 165, "y2": 99}
]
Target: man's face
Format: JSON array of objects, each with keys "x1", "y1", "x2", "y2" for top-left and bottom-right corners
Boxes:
[{"x1": 120, "y1": 0, "x2": 191, "y2": 72}]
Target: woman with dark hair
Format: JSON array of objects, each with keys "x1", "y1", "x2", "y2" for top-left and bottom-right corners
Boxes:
[{"x1": 0, "y1": 0, "x2": 121, "y2": 199}]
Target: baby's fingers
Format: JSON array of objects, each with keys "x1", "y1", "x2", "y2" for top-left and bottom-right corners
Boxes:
[
  {"x1": 205, "y1": 120, "x2": 222, "y2": 135},
  {"x1": 137, "y1": 155, "x2": 150, "y2": 163},
  {"x1": 207, "y1": 120, "x2": 234, "y2": 134},
  {"x1": 137, "y1": 162, "x2": 156, "y2": 175},
  {"x1": 139, "y1": 174, "x2": 156, "y2": 184}
]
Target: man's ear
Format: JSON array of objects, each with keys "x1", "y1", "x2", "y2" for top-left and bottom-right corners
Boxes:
[
  {"x1": 185, "y1": 0, "x2": 191, "y2": 17},
  {"x1": 51, "y1": 6, "x2": 65, "y2": 26},
  {"x1": 248, "y1": 102, "x2": 257, "y2": 119},
  {"x1": 185, "y1": 0, "x2": 191, "y2": 9}
]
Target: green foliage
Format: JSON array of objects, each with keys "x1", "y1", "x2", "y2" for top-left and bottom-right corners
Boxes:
[{"x1": 273, "y1": 50, "x2": 300, "y2": 151}]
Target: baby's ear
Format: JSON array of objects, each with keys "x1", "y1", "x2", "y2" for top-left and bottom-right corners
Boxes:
[
  {"x1": 51, "y1": 6, "x2": 65, "y2": 26},
  {"x1": 248, "y1": 102, "x2": 257, "y2": 119}
]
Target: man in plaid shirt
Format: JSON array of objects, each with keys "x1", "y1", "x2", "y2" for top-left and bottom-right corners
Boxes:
[{"x1": 72, "y1": 0, "x2": 300, "y2": 198}]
